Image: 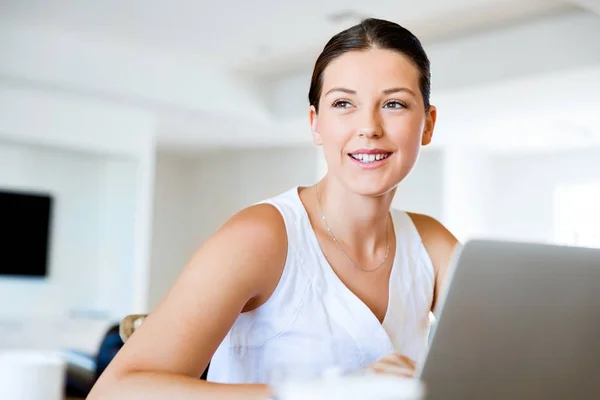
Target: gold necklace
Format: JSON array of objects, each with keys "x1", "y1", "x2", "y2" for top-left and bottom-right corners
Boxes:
[{"x1": 315, "y1": 183, "x2": 391, "y2": 273}]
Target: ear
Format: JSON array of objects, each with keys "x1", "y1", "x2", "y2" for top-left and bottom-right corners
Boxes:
[
  {"x1": 421, "y1": 105, "x2": 437, "y2": 146},
  {"x1": 309, "y1": 105, "x2": 323, "y2": 146}
]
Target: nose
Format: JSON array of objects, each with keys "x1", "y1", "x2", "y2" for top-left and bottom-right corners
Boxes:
[
  {"x1": 357, "y1": 108, "x2": 383, "y2": 139},
  {"x1": 358, "y1": 128, "x2": 382, "y2": 139}
]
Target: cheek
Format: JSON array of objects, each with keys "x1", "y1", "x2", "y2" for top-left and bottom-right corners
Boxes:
[
  {"x1": 386, "y1": 115, "x2": 425, "y2": 147},
  {"x1": 318, "y1": 116, "x2": 354, "y2": 148}
]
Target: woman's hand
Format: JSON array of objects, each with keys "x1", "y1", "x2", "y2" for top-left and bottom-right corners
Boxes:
[{"x1": 365, "y1": 353, "x2": 416, "y2": 378}]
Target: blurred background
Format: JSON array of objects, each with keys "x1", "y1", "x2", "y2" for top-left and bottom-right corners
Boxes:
[{"x1": 0, "y1": 0, "x2": 599, "y2": 397}]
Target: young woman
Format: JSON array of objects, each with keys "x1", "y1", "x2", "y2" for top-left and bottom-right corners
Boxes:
[{"x1": 88, "y1": 17, "x2": 459, "y2": 400}]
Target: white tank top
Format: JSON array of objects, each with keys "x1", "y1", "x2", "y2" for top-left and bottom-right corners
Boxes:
[{"x1": 207, "y1": 187, "x2": 435, "y2": 384}]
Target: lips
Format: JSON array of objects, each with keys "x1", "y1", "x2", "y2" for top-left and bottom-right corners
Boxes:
[
  {"x1": 349, "y1": 152, "x2": 392, "y2": 163},
  {"x1": 347, "y1": 149, "x2": 393, "y2": 169}
]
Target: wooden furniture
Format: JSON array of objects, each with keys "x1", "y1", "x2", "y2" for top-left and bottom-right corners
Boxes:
[{"x1": 119, "y1": 314, "x2": 147, "y2": 343}]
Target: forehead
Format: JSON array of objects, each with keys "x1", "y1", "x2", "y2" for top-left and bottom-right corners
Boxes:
[{"x1": 321, "y1": 48, "x2": 421, "y2": 93}]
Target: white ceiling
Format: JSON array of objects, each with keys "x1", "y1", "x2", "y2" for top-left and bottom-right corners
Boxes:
[{"x1": 0, "y1": 0, "x2": 577, "y2": 73}]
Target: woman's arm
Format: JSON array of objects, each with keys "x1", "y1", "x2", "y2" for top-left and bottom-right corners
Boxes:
[
  {"x1": 87, "y1": 204, "x2": 288, "y2": 400},
  {"x1": 407, "y1": 213, "x2": 460, "y2": 313}
]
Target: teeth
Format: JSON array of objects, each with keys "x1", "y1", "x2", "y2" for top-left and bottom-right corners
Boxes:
[{"x1": 350, "y1": 153, "x2": 390, "y2": 163}]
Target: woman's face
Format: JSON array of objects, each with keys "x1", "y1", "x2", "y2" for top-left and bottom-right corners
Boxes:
[{"x1": 310, "y1": 48, "x2": 436, "y2": 197}]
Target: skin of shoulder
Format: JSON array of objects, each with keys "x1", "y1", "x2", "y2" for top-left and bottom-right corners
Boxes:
[
  {"x1": 218, "y1": 203, "x2": 289, "y2": 311},
  {"x1": 406, "y1": 212, "x2": 460, "y2": 313},
  {"x1": 172, "y1": 202, "x2": 289, "y2": 313},
  {"x1": 91, "y1": 203, "x2": 287, "y2": 388}
]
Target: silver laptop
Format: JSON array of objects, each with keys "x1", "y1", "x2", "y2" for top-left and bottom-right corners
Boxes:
[{"x1": 418, "y1": 239, "x2": 600, "y2": 400}]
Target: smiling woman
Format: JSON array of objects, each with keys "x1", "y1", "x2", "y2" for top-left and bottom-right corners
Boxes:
[
  {"x1": 308, "y1": 20, "x2": 436, "y2": 197},
  {"x1": 88, "y1": 17, "x2": 459, "y2": 400}
]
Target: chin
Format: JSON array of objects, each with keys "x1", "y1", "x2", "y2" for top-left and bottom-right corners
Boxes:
[
  {"x1": 339, "y1": 153, "x2": 415, "y2": 196},
  {"x1": 344, "y1": 177, "x2": 400, "y2": 198}
]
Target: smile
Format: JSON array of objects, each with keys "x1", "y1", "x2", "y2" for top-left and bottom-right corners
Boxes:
[
  {"x1": 347, "y1": 151, "x2": 393, "y2": 169},
  {"x1": 349, "y1": 152, "x2": 392, "y2": 163}
]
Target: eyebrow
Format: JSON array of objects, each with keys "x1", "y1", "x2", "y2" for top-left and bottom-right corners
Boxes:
[
  {"x1": 324, "y1": 87, "x2": 416, "y2": 97},
  {"x1": 324, "y1": 87, "x2": 356, "y2": 96},
  {"x1": 382, "y1": 87, "x2": 416, "y2": 97}
]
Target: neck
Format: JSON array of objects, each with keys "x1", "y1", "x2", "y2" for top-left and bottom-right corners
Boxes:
[{"x1": 315, "y1": 175, "x2": 395, "y2": 256}]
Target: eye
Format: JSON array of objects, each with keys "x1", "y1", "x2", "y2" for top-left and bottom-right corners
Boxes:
[
  {"x1": 383, "y1": 100, "x2": 406, "y2": 109},
  {"x1": 331, "y1": 100, "x2": 353, "y2": 109}
]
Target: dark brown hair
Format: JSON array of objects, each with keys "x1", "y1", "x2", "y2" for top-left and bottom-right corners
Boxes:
[{"x1": 308, "y1": 18, "x2": 431, "y2": 112}]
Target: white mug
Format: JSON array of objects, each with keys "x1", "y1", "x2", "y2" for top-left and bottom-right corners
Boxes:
[{"x1": 0, "y1": 350, "x2": 66, "y2": 400}]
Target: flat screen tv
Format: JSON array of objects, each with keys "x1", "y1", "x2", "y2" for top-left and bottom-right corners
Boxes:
[{"x1": 0, "y1": 189, "x2": 53, "y2": 278}]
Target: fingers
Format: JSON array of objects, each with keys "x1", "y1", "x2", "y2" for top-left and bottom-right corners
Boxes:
[
  {"x1": 365, "y1": 353, "x2": 416, "y2": 378},
  {"x1": 384, "y1": 353, "x2": 416, "y2": 369},
  {"x1": 372, "y1": 353, "x2": 416, "y2": 370},
  {"x1": 368, "y1": 365, "x2": 413, "y2": 378}
]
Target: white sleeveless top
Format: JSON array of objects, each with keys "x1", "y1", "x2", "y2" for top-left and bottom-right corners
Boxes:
[{"x1": 207, "y1": 187, "x2": 435, "y2": 384}]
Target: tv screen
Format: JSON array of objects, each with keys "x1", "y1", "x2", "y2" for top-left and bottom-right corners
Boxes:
[{"x1": 0, "y1": 189, "x2": 53, "y2": 278}]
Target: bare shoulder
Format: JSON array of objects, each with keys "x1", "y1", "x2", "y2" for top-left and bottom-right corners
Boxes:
[
  {"x1": 406, "y1": 212, "x2": 460, "y2": 311},
  {"x1": 203, "y1": 203, "x2": 288, "y2": 301},
  {"x1": 405, "y1": 212, "x2": 459, "y2": 258},
  {"x1": 214, "y1": 202, "x2": 287, "y2": 251}
]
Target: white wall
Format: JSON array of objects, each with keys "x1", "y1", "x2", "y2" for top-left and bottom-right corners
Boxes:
[
  {"x1": 0, "y1": 141, "x2": 140, "y2": 353},
  {"x1": 96, "y1": 157, "x2": 139, "y2": 317},
  {"x1": 441, "y1": 146, "x2": 495, "y2": 242},
  {"x1": 0, "y1": 141, "x2": 103, "y2": 318},
  {"x1": 486, "y1": 147, "x2": 600, "y2": 243},
  {"x1": 0, "y1": 83, "x2": 156, "y2": 353},
  {"x1": 237, "y1": 146, "x2": 318, "y2": 207},
  {"x1": 393, "y1": 148, "x2": 445, "y2": 221},
  {"x1": 148, "y1": 155, "x2": 197, "y2": 311},
  {"x1": 0, "y1": 141, "x2": 139, "y2": 319},
  {"x1": 0, "y1": 83, "x2": 154, "y2": 156},
  {"x1": 0, "y1": 83, "x2": 156, "y2": 312},
  {"x1": 187, "y1": 145, "x2": 318, "y2": 247},
  {"x1": 148, "y1": 146, "x2": 318, "y2": 309}
]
